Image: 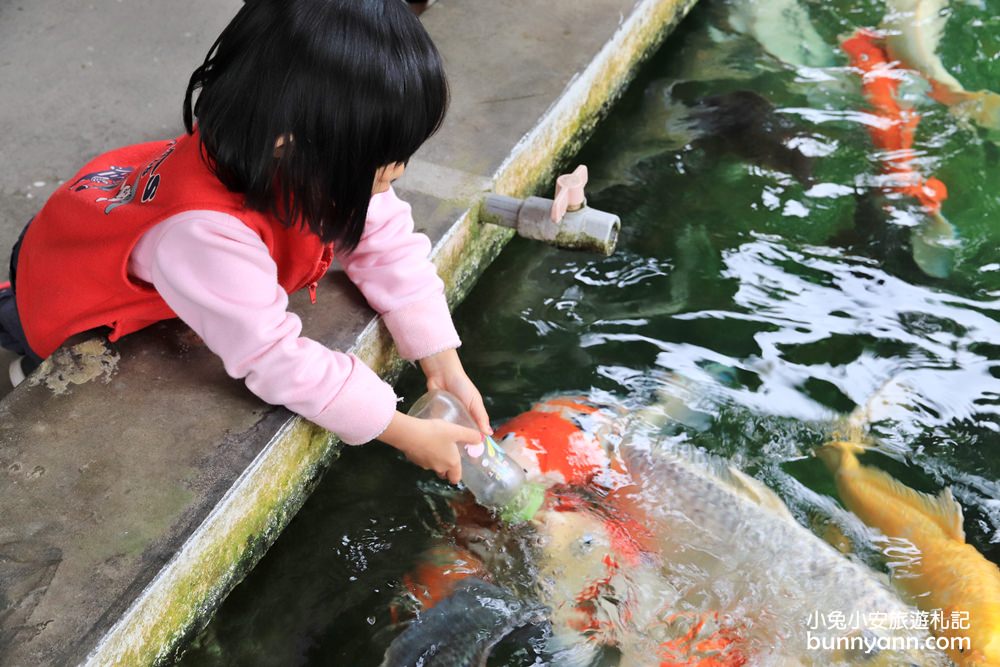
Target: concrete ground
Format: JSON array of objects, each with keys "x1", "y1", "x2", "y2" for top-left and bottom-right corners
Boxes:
[
  {"x1": 0, "y1": 0, "x2": 241, "y2": 254},
  {"x1": 0, "y1": 0, "x2": 241, "y2": 395},
  {"x1": 0, "y1": 0, "x2": 697, "y2": 664}
]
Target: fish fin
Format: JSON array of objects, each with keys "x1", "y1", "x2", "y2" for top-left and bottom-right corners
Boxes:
[
  {"x1": 726, "y1": 467, "x2": 796, "y2": 520},
  {"x1": 545, "y1": 626, "x2": 603, "y2": 667},
  {"x1": 911, "y1": 211, "x2": 957, "y2": 279},
  {"x1": 818, "y1": 435, "x2": 968, "y2": 542},
  {"x1": 855, "y1": 463, "x2": 967, "y2": 542},
  {"x1": 949, "y1": 89, "x2": 1000, "y2": 131}
]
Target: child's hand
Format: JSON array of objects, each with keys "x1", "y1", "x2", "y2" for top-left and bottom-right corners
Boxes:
[
  {"x1": 379, "y1": 412, "x2": 482, "y2": 484},
  {"x1": 419, "y1": 349, "x2": 493, "y2": 435}
]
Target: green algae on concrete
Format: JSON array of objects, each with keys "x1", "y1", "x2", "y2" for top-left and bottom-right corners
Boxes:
[
  {"x1": 435, "y1": 0, "x2": 700, "y2": 309},
  {"x1": 79, "y1": 329, "x2": 420, "y2": 666},
  {"x1": 85, "y1": 421, "x2": 340, "y2": 666},
  {"x1": 489, "y1": 0, "x2": 702, "y2": 201}
]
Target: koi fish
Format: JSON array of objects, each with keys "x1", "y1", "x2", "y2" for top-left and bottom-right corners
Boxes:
[
  {"x1": 613, "y1": 382, "x2": 951, "y2": 664},
  {"x1": 882, "y1": 0, "x2": 1000, "y2": 131},
  {"x1": 379, "y1": 577, "x2": 549, "y2": 667},
  {"x1": 727, "y1": 0, "x2": 836, "y2": 68},
  {"x1": 841, "y1": 29, "x2": 958, "y2": 278},
  {"x1": 818, "y1": 439, "x2": 1000, "y2": 666},
  {"x1": 387, "y1": 389, "x2": 949, "y2": 665},
  {"x1": 689, "y1": 90, "x2": 817, "y2": 185},
  {"x1": 385, "y1": 396, "x2": 750, "y2": 666},
  {"x1": 621, "y1": 436, "x2": 949, "y2": 665},
  {"x1": 598, "y1": 88, "x2": 818, "y2": 189}
]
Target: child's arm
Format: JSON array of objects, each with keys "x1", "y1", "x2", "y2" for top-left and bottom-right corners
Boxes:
[
  {"x1": 130, "y1": 212, "x2": 399, "y2": 446},
  {"x1": 338, "y1": 187, "x2": 459, "y2": 360},
  {"x1": 339, "y1": 187, "x2": 492, "y2": 433},
  {"x1": 130, "y1": 201, "x2": 488, "y2": 481}
]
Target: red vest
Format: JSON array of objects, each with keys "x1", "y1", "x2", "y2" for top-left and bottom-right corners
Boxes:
[{"x1": 16, "y1": 132, "x2": 333, "y2": 358}]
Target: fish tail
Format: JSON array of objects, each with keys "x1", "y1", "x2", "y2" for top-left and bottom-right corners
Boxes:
[
  {"x1": 854, "y1": 462, "x2": 967, "y2": 543},
  {"x1": 937, "y1": 86, "x2": 1000, "y2": 131},
  {"x1": 963, "y1": 90, "x2": 1000, "y2": 131}
]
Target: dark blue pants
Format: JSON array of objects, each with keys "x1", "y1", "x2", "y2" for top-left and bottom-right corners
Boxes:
[{"x1": 0, "y1": 223, "x2": 43, "y2": 373}]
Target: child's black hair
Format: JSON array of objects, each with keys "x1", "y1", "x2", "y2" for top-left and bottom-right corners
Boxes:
[{"x1": 184, "y1": 0, "x2": 449, "y2": 253}]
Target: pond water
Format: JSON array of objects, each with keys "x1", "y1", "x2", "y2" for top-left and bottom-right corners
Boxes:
[{"x1": 179, "y1": 0, "x2": 1000, "y2": 664}]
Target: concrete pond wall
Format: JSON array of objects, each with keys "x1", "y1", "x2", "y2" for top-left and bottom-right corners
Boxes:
[{"x1": 0, "y1": 0, "x2": 698, "y2": 664}]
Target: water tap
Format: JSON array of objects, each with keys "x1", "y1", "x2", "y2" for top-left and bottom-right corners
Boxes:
[{"x1": 482, "y1": 166, "x2": 620, "y2": 255}]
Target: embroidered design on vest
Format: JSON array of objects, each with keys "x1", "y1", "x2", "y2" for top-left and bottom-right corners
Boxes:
[
  {"x1": 69, "y1": 166, "x2": 134, "y2": 193},
  {"x1": 95, "y1": 141, "x2": 177, "y2": 214}
]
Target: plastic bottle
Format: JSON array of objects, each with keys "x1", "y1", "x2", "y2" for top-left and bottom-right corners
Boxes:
[{"x1": 408, "y1": 390, "x2": 545, "y2": 522}]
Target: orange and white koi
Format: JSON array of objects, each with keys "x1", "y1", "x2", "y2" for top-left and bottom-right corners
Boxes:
[
  {"x1": 841, "y1": 29, "x2": 946, "y2": 212},
  {"x1": 841, "y1": 28, "x2": 958, "y2": 278},
  {"x1": 393, "y1": 396, "x2": 749, "y2": 666},
  {"x1": 882, "y1": 0, "x2": 1000, "y2": 131},
  {"x1": 392, "y1": 391, "x2": 949, "y2": 665}
]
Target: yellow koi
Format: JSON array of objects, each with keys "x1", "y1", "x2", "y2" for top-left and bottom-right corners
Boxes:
[{"x1": 819, "y1": 439, "x2": 1000, "y2": 666}]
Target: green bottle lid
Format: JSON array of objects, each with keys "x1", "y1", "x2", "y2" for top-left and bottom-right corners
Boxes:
[{"x1": 499, "y1": 482, "x2": 547, "y2": 523}]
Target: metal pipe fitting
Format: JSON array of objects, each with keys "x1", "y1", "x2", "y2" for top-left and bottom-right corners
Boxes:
[{"x1": 481, "y1": 166, "x2": 620, "y2": 255}]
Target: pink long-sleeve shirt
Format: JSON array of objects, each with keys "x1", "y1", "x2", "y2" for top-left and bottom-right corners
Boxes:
[{"x1": 127, "y1": 187, "x2": 460, "y2": 445}]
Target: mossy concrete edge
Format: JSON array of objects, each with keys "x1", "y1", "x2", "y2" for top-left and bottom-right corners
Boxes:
[
  {"x1": 81, "y1": 0, "x2": 697, "y2": 662},
  {"x1": 82, "y1": 419, "x2": 340, "y2": 666},
  {"x1": 432, "y1": 0, "x2": 699, "y2": 300}
]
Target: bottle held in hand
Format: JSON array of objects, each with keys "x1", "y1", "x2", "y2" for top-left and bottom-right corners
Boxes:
[{"x1": 409, "y1": 390, "x2": 544, "y2": 521}]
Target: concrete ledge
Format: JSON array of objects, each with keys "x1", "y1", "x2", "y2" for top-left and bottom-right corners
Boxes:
[{"x1": 0, "y1": 0, "x2": 697, "y2": 664}]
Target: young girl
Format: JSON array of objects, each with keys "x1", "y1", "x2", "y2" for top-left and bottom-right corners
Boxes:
[{"x1": 0, "y1": 0, "x2": 489, "y2": 484}]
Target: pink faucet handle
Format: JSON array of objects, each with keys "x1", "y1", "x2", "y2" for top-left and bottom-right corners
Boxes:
[{"x1": 551, "y1": 165, "x2": 589, "y2": 223}]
